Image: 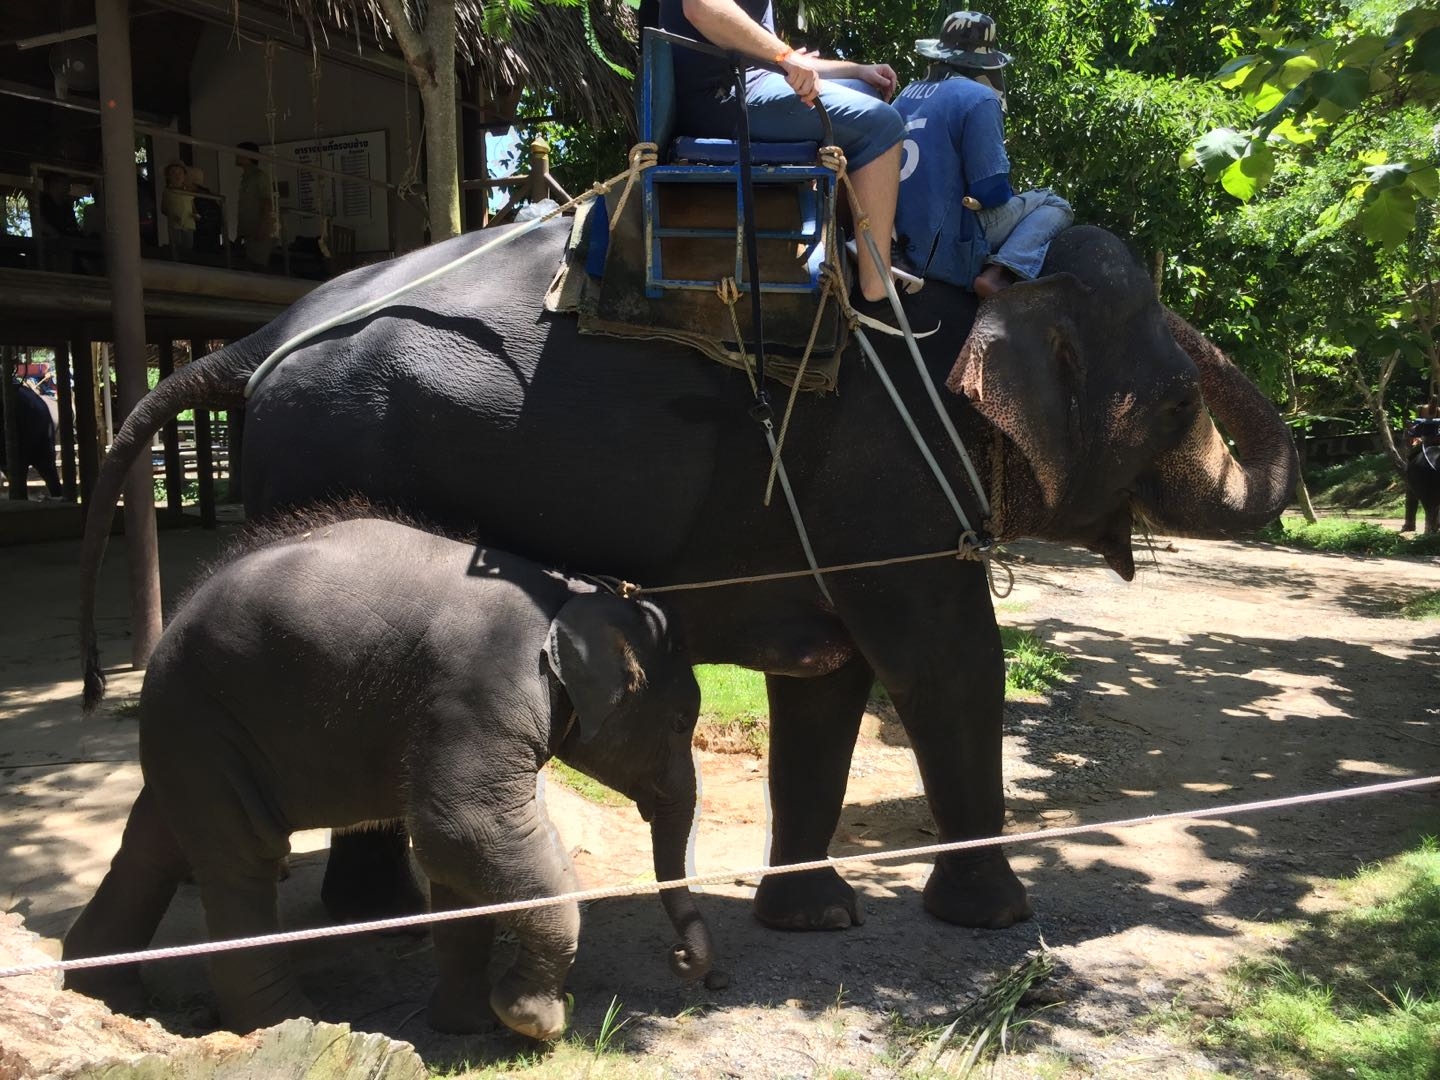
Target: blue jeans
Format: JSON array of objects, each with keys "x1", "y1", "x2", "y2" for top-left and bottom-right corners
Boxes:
[
  {"x1": 975, "y1": 189, "x2": 1073, "y2": 280},
  {"x1": 676, "y1": 72, "x2": 904, "y2": 171}
]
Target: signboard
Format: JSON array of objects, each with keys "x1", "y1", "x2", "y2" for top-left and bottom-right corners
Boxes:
[{"x1": 262, "y1": 130, "x2": 390, "y2": 251}]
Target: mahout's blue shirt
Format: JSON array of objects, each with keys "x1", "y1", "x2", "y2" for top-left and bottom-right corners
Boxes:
[{"x1": 893, "y1": 76, "x2": 1014, "y2": 288}]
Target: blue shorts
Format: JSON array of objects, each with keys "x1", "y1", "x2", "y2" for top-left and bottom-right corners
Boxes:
[{"x1": 676, "y1": 72, "x2": 904, "y2": 171}]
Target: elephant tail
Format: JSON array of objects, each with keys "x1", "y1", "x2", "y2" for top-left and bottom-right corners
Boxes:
[{"x1": 81, "y1": 343, "x2": 257, "y2": 713}]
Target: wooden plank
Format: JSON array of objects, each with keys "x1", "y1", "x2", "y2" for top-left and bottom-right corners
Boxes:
[
  {"x1": 157, "y1": 339, "x2": 183, "y2": 521},
  {"x1": 191, "y1": 337, "x2": 216, "y2": 530},
  {"x1": 54, "y1": 341, "x2": 78, "y2": 500}
]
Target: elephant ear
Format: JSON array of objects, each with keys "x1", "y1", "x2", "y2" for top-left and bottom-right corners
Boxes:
[
  {"x1": 545, "y1": 594, "x2": 649, "y2": 742},
  {"x1": 945, "y1": 273, "x2": 1097, "y2": 514}
]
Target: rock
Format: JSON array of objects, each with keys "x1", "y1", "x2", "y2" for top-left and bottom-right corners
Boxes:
[{"x1": 0, "y1": 914, "x2": 425, "y2": 1080}]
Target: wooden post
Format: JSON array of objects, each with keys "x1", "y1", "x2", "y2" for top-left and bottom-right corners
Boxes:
[
  {"x1": 55, "y1": 341, "x2": 78, "y2": 501},
  {"x1": 225, "y1": 404, "x2": 244, "y2": 503},
  {"x1": 72, "y1": 339, "x2": 99, "y2": 505},
  {"x1": 2, "y1": 347, "x2": 24, "y2": 500},
  {"x1": 157, "y1": 339, "x2": 183, "y2": 520},
  {"x1": 527, "y1": 137, "x2": 552, "y2": 205},
  {"x1": 190, "y1": 337, "x2": 216, "y2": 529},
  {"x1": 97, "y1": 0, "x2": 162, "y2": 665}
]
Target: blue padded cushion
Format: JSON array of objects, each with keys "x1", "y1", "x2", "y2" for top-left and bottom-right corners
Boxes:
[{"x1": 670, "y1": 137, "x2": 821, "y2": 166}]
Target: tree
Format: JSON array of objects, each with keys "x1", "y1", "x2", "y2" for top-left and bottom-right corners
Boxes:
[
  {"x1": 1187, "y1": 2, "x2": 1440, "y2": 248},
  {"x1": 373, "y1": 0, "x2": 462, "y2": 242}
]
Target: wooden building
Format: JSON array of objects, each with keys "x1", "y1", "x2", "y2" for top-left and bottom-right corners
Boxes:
[{"x1": 0, "y1": 0, "x2": 633, "y2": 659}]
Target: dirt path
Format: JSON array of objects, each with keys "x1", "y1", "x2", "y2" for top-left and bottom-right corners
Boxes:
[{"x1": 2, "y1": 525, "x2": 1438, "y2": 1076}]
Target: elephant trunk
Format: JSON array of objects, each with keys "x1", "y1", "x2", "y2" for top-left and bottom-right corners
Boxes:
[
  {"x1": 1134, "y1": 312, "x2": 1298, "y2": 536},
  {"x1": 649, "y1": 754, "x2": 713, "y2": 983}
]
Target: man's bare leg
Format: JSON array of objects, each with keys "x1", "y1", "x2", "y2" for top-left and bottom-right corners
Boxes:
[{"x1": 849, "y1": 143, "x2": 902, "y2": 302}]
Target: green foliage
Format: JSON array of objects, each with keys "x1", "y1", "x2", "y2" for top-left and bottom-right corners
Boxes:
[
  {"x1": 1398, "y1": 588, "x2": 1440, "y2": 617},
  {"x1": 1305, "y1": 453, "x2": 1406, "y2": 512},
  {"x1": 1191, "y1": 2, "x2": 1440, "y2": 248},
  {"x1": 999, "y1": 626, "x2": 1070, "y2": 695},
  {"x1": 1205, "y1": 836, "x2": 1440, "y2": 1079},
  {"x1": 1258, "y1": 513, "x2": 1440, "y2": 554}
]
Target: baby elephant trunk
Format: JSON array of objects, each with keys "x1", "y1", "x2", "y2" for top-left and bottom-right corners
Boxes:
[{"x1": 650, "y1": 791, "x2": 713, "y2": 983}]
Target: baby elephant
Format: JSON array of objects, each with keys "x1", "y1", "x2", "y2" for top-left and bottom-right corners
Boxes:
[{"x1": 64, "y1": 516, "x2": 712, "y2": 1039}]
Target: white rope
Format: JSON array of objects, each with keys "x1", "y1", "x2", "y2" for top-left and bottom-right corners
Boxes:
[{"x1": 8, "y1": 775, "x2": 1435, "y2": 981}]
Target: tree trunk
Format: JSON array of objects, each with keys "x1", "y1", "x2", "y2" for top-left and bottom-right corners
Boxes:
[
  {"x1": 1283, "y1": 356, "x2": 1317, "y2": 523},
  {"x1": 376, "y1": 0, "x2": 460, "y2": 243}
]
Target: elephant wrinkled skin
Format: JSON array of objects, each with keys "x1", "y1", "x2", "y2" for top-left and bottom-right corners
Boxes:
[{"x1": 78, "y1": 220, "x2": 1297, "y2": 934}]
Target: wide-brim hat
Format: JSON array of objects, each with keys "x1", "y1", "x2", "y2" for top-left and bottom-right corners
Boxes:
[{"x1": 915, "y1": 10, "x2": 1011, "y2": 70}]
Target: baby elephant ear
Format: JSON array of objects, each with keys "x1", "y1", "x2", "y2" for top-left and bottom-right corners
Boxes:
[{"x1": 545, "y1": 594, "x2": 649, "y2": 742}]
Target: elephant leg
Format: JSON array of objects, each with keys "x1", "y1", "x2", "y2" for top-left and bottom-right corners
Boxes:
[
  {"x1": 320, "y1": 823, "x2": 428, "y2": 924},
  {"x1": 64, "y1": 786, "x2": 188, "y2": 1013},
  {"x1": 198, "y1": 861, "x2": 313, "y2": 1033},
  {"x1": 841, "y1": 565, "x2": 1031, "y2": 929},
  {"x1": 412, "y1": 801, "x2": 579, "y2": 1041},
  {"x1": 425, "y1": 881, "x2": 497, "y2": 1034},
  {"x1": 1403, "y1": 487, "x2": 1417, "y2": 532},
  {"x1": 34, "y1": 452, "x2": 62, "y2": 497},
  {"x1": 754, "y1": 655, "x2": 874, "y2": 931}
]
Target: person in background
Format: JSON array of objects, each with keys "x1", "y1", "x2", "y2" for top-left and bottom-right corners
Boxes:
[
  {"x1": 235, "y1": 141, "x2": 277, "y2": 271},
  {"x1": 161, "y1": 161, "x2": 195, "y2": 253},
  {"x1": 187, "y1": 165, "x2": 224, "y2": 255},
  {"x1": 892, "y1": 12, "x2": 1073, "y2": 298}
]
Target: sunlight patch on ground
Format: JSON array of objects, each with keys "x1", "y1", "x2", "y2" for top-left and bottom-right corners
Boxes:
[{"x1": 1331, "y1": 759, "x2": 1413, "y2": 777}]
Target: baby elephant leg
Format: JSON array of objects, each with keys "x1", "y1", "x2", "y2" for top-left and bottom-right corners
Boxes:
[
  {"x1": 414, "y1": 801, "x2": 580, "y2": 1041},
  {"x1": 426, "y1": 882, "x2": 497, "y2": 1034},
  {"x1": 64, "y1": 786, "x2": 189, "y2": 1013},
  {"x1": 198, "y1": 860, "x2": 314, "y2": 1033}
]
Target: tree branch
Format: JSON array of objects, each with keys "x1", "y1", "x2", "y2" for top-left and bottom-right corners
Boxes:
[{"x1": 374, "y1": 0, "x2": 435, "y2": 85}]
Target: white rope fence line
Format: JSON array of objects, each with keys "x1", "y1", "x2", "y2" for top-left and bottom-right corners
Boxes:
[{"x1": 6, "y1": 775, "x2": 1435, "y2": 981}]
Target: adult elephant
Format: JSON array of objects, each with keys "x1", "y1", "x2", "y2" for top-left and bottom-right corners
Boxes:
[
  {"x1": 79, "y1": 219, "x2": 1297, "y2": 932},
  {"x1": 1, "y1": 380, "x2": 62, "y2": 498}
]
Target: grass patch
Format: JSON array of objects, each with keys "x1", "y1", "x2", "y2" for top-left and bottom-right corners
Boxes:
[
  {"x1": 109, "y1": 695, "x2": 142, "y2": 719},
  {"x1": 1258, "y1": 516, "x2": 1440, "y2": 557},
  {"x1": 692, "y1": 630, "x2": 1070, "y2": 755},
  {"x1": 544, "y1": 760, "x2": 630, "y2": 808},
  {"x1": 1398, "y1": 589, "x2": 1440, "y2": 619},
  {"x1": 1305, "y1": 453, "x2": 1406, "y2": 515},
  {"x1": 999, "y1": 626, "x2": 1070, "y2": 696},
  {"x1": 434, "y1": 997, "x2": 649, "y2": 1078},
  {"x1": 1201, "y1": 835, "x2": 1440, "y2": 1080}
]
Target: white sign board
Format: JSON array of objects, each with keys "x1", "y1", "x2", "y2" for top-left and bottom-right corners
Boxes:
[{"x1": 263, "y1": 130, "x2": 390, "y2": 251}]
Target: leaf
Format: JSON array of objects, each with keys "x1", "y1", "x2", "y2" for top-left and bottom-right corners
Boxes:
[
  {"x1": 1391, "y1": 6, "x2": 1440, "y2": 48},
  {"x1": 1358, "y1": 148, "x2": 1390, "y2": 166},
  {"x1": 1412, "y1": 27, "x2": 1440, "y2": 74},
  {"x1": 1244, "y1": 80, "x2": 1288, "y2": 111},
  {"x1": 1363, "y1": 161, "x2": 1411, "y2": 189},
  {"x1": 1277, "y1": 53, "x2": 1321, "y2": 88},
  {"x1": 1220, "y1": 142, "x2": 1275, "y2": 200},
  {"x1": 1191, "y1": 127, "x2": 1249, "y2": 179},
  {"x1": 1253, "y1": 27, "x2": 1291, "y2": 46},
  {"x1": 1269, "y1": 116, "x2": 1316, "y2": 144},
  {"x1": 1356, "y1": 185, "x2": 1416, "y2": 248},
  {"x1": 1335, "y1": 34, "x2": 1390, "y2": 68},
  {"x1": 1311, "y1": 66, "x2": 1371, "y2": 109},
  {"x1": 1409, "y1": 164, "x2": 1439, "y2": 198}
]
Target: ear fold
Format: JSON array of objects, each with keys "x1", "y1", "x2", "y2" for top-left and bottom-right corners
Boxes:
[
  {"x1": 945, "y1": 272, "x2": 1094, "y2": 511},
  {"x1": 545, "y1": 594, "x2": 649, "y2": 742}
]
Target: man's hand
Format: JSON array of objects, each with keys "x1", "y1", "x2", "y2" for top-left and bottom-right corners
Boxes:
[
  {"x1": 853, "y1": 62, "x2": 898, "y2": 101},
  {"x1": 780, "y1": 48, "x2": 823, "y2": 106}
]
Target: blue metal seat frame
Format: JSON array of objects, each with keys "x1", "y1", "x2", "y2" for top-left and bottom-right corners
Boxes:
[{"x1": 640, "y1": 28, "x2": 835, "y2": 299}]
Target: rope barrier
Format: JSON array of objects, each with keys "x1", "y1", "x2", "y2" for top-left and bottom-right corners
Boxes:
[{"x1": 11, "y1": 775, "x2": 1435, "y2": 981}]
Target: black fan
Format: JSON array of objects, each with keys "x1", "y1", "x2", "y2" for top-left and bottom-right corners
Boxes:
[{"x1": 50, "y1": 38, "x2": 99, "y2": 100}]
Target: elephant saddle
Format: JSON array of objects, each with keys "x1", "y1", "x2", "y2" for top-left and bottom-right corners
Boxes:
[{"x1": 545, "y1": 186, "x2": 847, "y2": 393}]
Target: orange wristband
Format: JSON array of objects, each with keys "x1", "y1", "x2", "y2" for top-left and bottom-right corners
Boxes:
[{"x1": 775, "y1": 46, "x2": 794, "y2": 64}]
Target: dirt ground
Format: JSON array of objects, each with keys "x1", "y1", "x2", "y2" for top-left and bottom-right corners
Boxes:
[{"x1": 2, "y1": 518, "x2": 1439, "y2": 1077}]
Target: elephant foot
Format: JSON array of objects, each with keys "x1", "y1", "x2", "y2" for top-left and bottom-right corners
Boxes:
[
  {"x1": 65, "y1": 966, "x2": 147, "y2": 1017},
  {"x1": 490, "y1": 970, "x2": 569, "y2": 1041},
  {"x1": 320, "y1": 827, "x2": 428, "y2": 927},
  {"x1": 427, "y1": 982, "x2": 497, "y2": 1035},
  {"x1": 222, "y1": 994, "x2": 316, "y2": 1036},
  {"x1": 753, "y1": 867, "x2": 864, "y2": 931},
  {"x1": 923, "y1": 849, "x2": 1032, "y2": 928}
]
